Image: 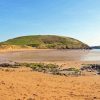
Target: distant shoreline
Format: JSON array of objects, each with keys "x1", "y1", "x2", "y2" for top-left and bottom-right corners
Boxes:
[{"x1": 0, "y1": 48, "x2": 91, "y2": 52}]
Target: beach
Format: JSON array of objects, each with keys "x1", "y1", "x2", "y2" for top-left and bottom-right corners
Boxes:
[
  {"x1": 0, "y1": 67, "x2": 100, "y2": 100},
  {"x1": 0, "y1": 49, "x2": 100, "y2": 100}
]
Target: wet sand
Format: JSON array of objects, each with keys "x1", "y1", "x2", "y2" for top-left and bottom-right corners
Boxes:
[
  {"x1": 0, "y1": 49, "x2": 87, "y2": 62},
  {"x1": 0, "y1": 49, "x2": 100, "y2": 67}
]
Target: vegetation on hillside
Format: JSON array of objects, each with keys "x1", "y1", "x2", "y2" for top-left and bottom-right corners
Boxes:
[
  {"x1": 1, "y1": 35, "x2": 89, "y2": 49},
  {"x1": 91, "y1": 46, "x2": 100, "y2": 49}
]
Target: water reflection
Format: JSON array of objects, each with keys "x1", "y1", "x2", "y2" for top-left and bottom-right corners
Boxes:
[
  {"x1": 81, "y1": 49, "x2": 100, "y2": 61},
  {"x1": 0, "y1": 49, "x2": 100, "y2": 63}
]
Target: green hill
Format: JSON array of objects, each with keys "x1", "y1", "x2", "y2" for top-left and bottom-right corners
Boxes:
[
  {"x1": 91, "y1": 46, "x2": 100, "y2": 49},
  {"x1": 1, "y1": 35, "x2": 89, "y2": 49}
]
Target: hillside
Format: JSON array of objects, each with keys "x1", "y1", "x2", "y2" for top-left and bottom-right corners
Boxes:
[
  {"x1": 91, "y1": 46, "x2": 100, "y2": 49},
  {"x1": 0, "y1": 44, "x2": 32, "y2": 51},
  {"x1": 1, "y1": 35, "x2": 89, "y2": 49}
]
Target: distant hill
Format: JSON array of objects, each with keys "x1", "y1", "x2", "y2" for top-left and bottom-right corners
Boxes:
[
  {"x1": 91, "y1": 46, "x2": 100, "y2": 49},
  {"x1": 1, "y1": 35, "x2": 89, "y2": 49}
]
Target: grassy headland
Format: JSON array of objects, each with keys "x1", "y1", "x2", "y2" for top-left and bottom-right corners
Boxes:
[{"x1": 1, "y1": 35, "x2": 89, "y2": 49}]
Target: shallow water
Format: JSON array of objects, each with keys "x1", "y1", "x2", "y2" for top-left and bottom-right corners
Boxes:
[
  {"x1": 0, "y1": 49, "x2": 100, "y2": 63},
  {"x1": 81, "y1": 49, "x2": 100, "y2": 61},
  {"x1": 90, "y1": 49, "x2": 100, "y2": 52}
]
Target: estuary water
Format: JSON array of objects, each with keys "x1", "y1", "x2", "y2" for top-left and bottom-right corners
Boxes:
[
  {"x1": 0, "y1": 49, "x2": 100, "y2": 63},
  {"x1": 81, "y1": 49, "x2": 100, "y2": 61}
]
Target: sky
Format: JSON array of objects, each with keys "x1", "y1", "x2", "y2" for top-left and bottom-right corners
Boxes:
[{"x1": 0, "y1": 0, "x2": 100, "y2": 46}]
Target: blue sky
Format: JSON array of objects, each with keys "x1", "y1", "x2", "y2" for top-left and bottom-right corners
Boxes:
[{"x1": 0, "y1": 0, "x2": 100, "y2": 46}]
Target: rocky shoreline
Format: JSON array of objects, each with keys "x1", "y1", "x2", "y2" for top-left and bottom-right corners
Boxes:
[{"x1": 0, "y1": 62, "x2": 100, "y2": 76}]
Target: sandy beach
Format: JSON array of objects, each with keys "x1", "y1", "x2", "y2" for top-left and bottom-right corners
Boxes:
[
  {"x1": 1, "y1": 0, "x2": 100, "y2": 99},
  {"x1": 0, "y1": 49, "x2": 100, "y2": 100},
  {"x1": 0, "y1": 67, "x2": 100, "y2": 100}
]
